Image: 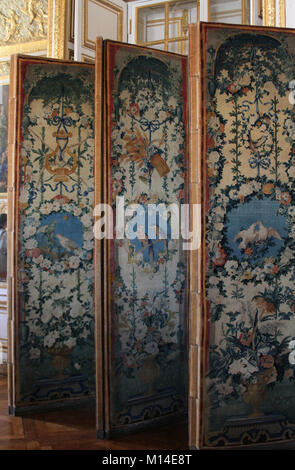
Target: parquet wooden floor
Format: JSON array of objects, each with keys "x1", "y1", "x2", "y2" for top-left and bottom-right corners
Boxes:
[{"x1": 0, "y1": 375, "x2": 188, "y2": 450}]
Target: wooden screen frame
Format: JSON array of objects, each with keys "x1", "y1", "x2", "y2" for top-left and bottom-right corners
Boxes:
[
  {"x1": 188, "y1": 21, "x2": 202, "y2": 450},
  {"x1": 94, "y1": 37, "x2": 105, "y2": 437}
]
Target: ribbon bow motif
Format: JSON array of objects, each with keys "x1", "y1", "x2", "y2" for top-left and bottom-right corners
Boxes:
[{"x1": 249, "y1": 154, "x2": 271, "y2": 177}]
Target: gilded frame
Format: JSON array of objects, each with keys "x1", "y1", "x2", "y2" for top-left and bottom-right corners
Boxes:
[
  {"x1": 262, "y1": 0, "x2": 276, "y2": 25},
  {"x1": 262, "y1": 0, "x2": 286, "y2": 27},
  {"x1": 47, "y1": 0, "x2": 69, "y2": 59},
  {"x1": 82, "y1": 53, "x2": 95, "y2": 64}
]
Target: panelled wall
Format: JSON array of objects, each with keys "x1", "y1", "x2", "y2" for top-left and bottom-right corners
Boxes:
[
  {"x1": 209, "y1": 0, "x2": 251, "y2": 24},
  {"x1": 70, "y1": 0, "x2": 127, "y2": 62}
]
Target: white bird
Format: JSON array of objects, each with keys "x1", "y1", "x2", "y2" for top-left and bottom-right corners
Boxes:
[
  {"x1": 234, "y1": 222, "x2": 258, "y2": 250},
  {"x1": 56, "y1": 233, "x2": 79, "y2": 252},
  {"x1": 234, "y1": 220, "x2": 281, "y2": 251},
  {"x1": 256, "y1": 220, "x2": 281, "y2": 244}
]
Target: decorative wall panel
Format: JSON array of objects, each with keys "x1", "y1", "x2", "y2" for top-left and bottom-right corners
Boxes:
[
  {"x1": 191, "y1": 22, "x2": 295, "y2": 448},
  {"x1": 83, "y1": 0, "x2": 124, "y2": 49},
  {"x1": 47, "y1": 0, "x2": 68, "y2": 60},
  {"x1": 97, "y1": 41, "x2": 188, "y2": 435},
  {"x1": 0, "y1": 0, "x2": 47, "y2": 46},
  {"x1": 8, "y1": 56, "x2": 95, "y2": 412}
]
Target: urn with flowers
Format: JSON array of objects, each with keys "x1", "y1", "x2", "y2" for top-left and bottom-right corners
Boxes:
[{"x1": 46, "y1": 345, "x2": 74, "y2": 379}]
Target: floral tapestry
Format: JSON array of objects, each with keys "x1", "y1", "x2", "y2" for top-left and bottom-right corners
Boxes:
[
  {"x1": 12, "y1": 57, "x2": 95, "y2": 408},
  {"x1": 201, "y1": 24, "x2": 295, "y2": 447},
  {"x1": 104, "y1": 43, "x2": 188, "y2": 430},
  {"x1": 0, "y1": 84, "x2": 9, "y2": 193}
]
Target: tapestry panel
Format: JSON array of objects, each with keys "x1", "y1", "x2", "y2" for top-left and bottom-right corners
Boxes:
[
  {"x1": 201, "y1": 23, "x2": 295, "y2": 447},
  {"x1": 12, "y1": 56, "x2": 95, "y2": 407},
  {"x1": 0, "y1": 84, "x2": 9, "y2": 193},
  {"x1": 104, "y1": 42, "x2": 188, "y2": 430}
]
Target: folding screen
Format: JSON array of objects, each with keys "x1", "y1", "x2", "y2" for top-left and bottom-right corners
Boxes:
[
  {"x1": 8, "y1": 55, "x2": 95, "y2": 413},
  {"x1": 95, "y1": 40, "x2": 188, "y2": 436},
  {"x1": 190, "y1": 22, "x2": 295, "y2": 448}
]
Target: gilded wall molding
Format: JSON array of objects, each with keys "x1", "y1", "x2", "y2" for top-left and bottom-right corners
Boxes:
[
  {"x1": 82, "y1": 53, "x2": 95, "y2": 64},
  {"x1": 47, "y1": 0, "x2": 67, "y2": 59},
  {"x1": 279, "y1": 0, "x2": 286, "y2": 27},
  {"x1": 0, "y1": 0, "x2": 47, "y2": 46},
  {"x1": 0, "y1": 0, "x2": 48, "y2": 78},
  {"x1": 0, "y1": 39, "x2": 47, "y2": 58},
  {"x1": 83, "y1": 0, "x2": 123, "y2": 50},
  {"x1": 263, "y1": 0, "x2": 285, "y2": 27},
  {"x1": 263, "y1": 0, "x2": 276, "y2": 26}
]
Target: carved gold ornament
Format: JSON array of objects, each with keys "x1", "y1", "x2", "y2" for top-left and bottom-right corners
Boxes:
[
  {"x1": 263, "y1": 0, "x2": 276, "y2": 26},
  {"x1": 0, "y1": 0, "x2": 48, "y2": 46}
]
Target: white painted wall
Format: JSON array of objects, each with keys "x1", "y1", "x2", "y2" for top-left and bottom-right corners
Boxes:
[{"x1": 285, "y1": 0, "x2": 295, "y2": 28}]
